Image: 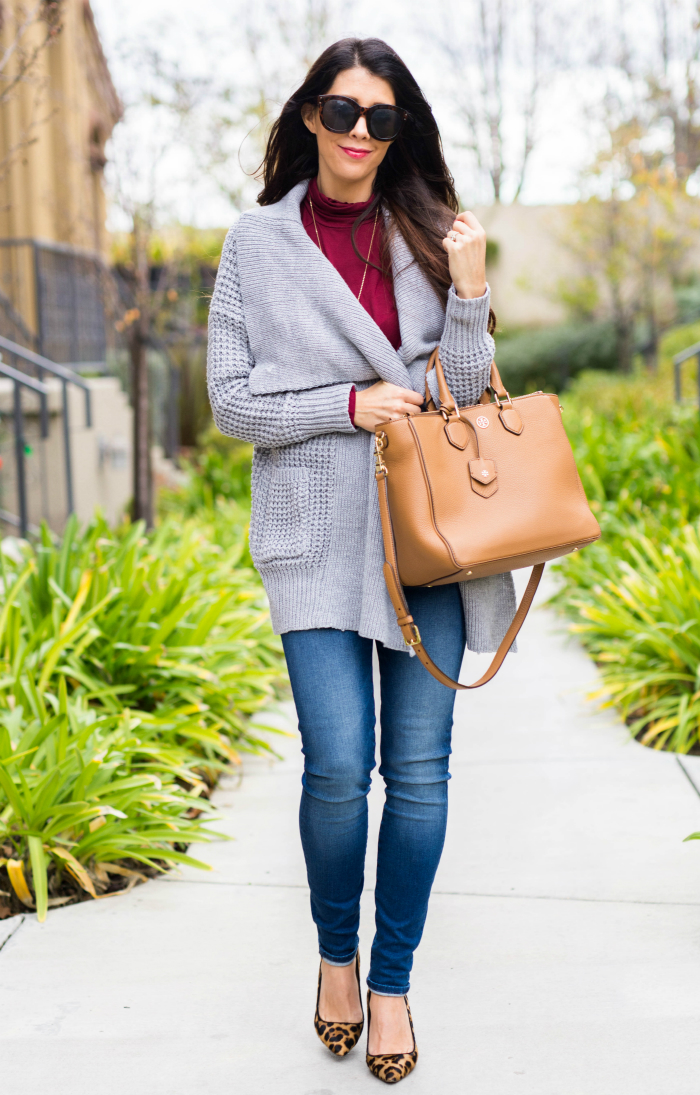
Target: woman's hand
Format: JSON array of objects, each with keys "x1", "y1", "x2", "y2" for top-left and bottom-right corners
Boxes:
[
  {"x1": 442, "y1": 211, "x2": 487, "y2": 300},
  {"x1": 354, "y1": 381, "x2": 423, "y2": 432}
]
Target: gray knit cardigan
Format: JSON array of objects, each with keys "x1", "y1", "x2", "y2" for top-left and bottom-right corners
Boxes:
[{"x1": 207, "y1": 180, "x2": 516, "y2": 653}]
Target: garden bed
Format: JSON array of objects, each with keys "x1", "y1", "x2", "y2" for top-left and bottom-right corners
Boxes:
[
  {"x1": 552, "y1": 321, "x2": 700, "y2": 754},
  {"x1": 0, "y1": 495, "x2": 286, "y2": 921}
]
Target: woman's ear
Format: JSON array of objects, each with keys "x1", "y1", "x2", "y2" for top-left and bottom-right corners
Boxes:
[{"x1": 301, "y1": 103, "x2": 317, "y2": 134}]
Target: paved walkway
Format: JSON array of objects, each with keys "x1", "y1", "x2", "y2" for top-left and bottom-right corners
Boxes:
[{"x1": 3, "y1": 570, "x2": 700, "y2": 1093}]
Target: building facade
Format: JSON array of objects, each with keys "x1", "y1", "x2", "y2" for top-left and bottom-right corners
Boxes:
[
  {"x1": 0, "y1": 0, "x2": 121, "y2": 362},
  {"x1": 0, "y1": 1, "x2": 133, "y2": 535}
]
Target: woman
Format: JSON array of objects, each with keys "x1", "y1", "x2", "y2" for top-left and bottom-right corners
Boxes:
[{"x1": 207, "y1": 37, "x2": 515, "y2": 1084}]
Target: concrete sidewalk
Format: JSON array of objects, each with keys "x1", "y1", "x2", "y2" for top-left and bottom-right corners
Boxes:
[{"x1": 3, "y1": 570, "x2": 700, "y2": 1093}]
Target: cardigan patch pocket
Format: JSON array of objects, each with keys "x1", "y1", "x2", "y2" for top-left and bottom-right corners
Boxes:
[{"x1": 251, "y1": 466, "x2": 311, "y2": 566}]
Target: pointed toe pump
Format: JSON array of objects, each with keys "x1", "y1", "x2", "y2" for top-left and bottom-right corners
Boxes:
[
  {"x1": 314, "y1": 951, "x2": 364, "y2": 1057},
  {"x1": 365, "y1": 991, "x2": 419, "y2": 1084}
]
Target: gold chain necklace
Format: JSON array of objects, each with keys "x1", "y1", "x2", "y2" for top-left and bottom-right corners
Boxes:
[{"x1": 309, "y1": 198, "x2": 379, "y2": 304}]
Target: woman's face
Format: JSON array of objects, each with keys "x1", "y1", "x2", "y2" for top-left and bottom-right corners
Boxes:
[{"x1": 302, "y1": 66, "x2": 396, "y2": 194}]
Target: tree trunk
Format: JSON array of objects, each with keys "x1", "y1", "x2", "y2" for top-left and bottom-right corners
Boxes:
[
  {"x1": 641, "y1": 319, "x2": 659, "y2": 373},
  {"x1": 129, "y1": 215, "x2": 153, "y2": 528},
  {"x1": 609, "y1": 263, "x2": 633, "y2": 373},
  {"x1": 642, "y1": 274, "x2": 659, "y2": 372},
  {"x1": 613, "y1": 315, "x2": 634, "y2": 374},
  {"x1": 131, "y1": 325, "x2": 153, "y2": 527}
]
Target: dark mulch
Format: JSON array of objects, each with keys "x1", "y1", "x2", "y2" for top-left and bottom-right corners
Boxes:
[
  {"x1": 0, "y1": 851, "x2": 167, "y2": 919},
  {"x1": 632, "y1": 722, "x2": 700, "y2": 755},
  {"x1": 0, "y1": 769, "x2": 222, "y2": 919}
]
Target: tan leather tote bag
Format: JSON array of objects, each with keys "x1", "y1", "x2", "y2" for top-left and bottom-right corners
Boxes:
[{"x1": 375, "y1": 348, "x2": 601, "y2": 690}]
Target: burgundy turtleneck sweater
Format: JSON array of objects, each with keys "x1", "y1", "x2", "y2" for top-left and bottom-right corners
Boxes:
[{"x1": 301, "y1": 178, "x2": 402, "y2": 424}]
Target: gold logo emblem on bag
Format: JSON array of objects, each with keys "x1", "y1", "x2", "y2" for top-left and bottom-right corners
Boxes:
[{"x1": 476, "y1": 415, "x2": 489, "y2": 429}]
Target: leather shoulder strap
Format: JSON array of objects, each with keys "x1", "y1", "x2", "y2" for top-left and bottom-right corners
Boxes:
[{"x1": 376, "y1": 469, "x2": 543, "y2": 690}]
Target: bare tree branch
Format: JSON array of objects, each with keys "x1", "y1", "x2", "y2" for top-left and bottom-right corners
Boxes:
[
  {"x1": 0, "y1": 1, "x2": 62, "y2": 107},
  {"x1": 0, "y1": 1, "x2": 64, "y2": 185},
  {"x1": 431, "y1": 0, "x2": 559, "y2": 204},
  {"x1": 512, "y1": 0, "x2": 544, "y2": 202},
  {"x1": 196, "y1": 0, "x2": 350, "y2": 211},
  {"x1": 591, "y1": 0, "x2": 700, "y2": 183}
]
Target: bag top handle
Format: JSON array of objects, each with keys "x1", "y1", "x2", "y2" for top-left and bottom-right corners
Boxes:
[{"x1": 424, "y1": 348, "x2": 509, "y2": 411}]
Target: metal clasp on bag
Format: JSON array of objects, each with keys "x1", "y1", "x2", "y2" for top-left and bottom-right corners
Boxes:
[
  {"x1": 374, "y1": 431, "x2": 388, "y2": 478},
  {"x1": 405, "y1": 623, "x2": 421, "y2": 647},
  {"x1": 492, "y1": 386, "x2": 514, "y2": 411}
]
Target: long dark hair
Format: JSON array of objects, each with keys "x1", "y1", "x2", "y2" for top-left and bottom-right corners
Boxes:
[{"x1": 258, "y1": 37, "x2": 495, "y2": 330}]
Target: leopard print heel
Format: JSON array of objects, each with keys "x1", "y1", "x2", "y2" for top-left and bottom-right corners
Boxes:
[
  {"x1": 314, "y1": 951, "x2": 364, "y2": 1057},
  {"x1": 365, "y1": 990, "x2": 418, "y2": 1084}
]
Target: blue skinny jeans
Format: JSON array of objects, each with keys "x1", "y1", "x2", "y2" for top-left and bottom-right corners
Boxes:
[{"x1": 281, "y1": 583, "x2": 466, "y2": 997}]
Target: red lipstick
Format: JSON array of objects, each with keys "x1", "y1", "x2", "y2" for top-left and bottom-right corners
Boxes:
[{"x1": 339, "y1": 146, "x2": 371, "y2": 159}]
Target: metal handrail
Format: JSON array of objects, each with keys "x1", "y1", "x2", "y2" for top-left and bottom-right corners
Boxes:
[
  {"x1": 0, "y1": 334, "x2": 91, "y2": 426},
  {"x1": 0, "y1": 361, "x2": 49, "y2": 538},
  {"x1": 673, "y1": 340, "x2": 700, "y2": 364},
  {"x1": 0, "y1": 360, "x2": 50, "y2": 397},
  {"x1": 0, "y1": 335, "x2": 93, "y2": 516},
  {"x1": 673, "y1": 341, "x2": 700, "y2": 405}
]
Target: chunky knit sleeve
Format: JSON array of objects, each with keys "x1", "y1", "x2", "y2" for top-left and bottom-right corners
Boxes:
[
  {"x1": 207, "y1": 229, "x2": 356, "y2": 448},
  {"x1": 425, "y1": 285, "x2": 495, "y2": 408}
]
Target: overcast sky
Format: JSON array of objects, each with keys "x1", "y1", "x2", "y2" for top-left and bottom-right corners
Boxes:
[{"x1": 89, "y1": 0, "x2": 656, "y2": 227}]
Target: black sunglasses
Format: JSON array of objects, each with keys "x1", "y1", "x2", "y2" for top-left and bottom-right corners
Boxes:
[{"x1": 316, "y1": 95, "x2": 409, "y2": 142}]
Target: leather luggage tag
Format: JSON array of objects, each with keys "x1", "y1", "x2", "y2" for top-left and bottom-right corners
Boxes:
[{"x1": 469, "y1": 458, "x2": 498, "y2": 498}]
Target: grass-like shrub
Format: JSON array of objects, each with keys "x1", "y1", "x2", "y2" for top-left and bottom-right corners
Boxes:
[
  {"x1": 0, "y1": 505, "x2": 285, "y2": 919},
  {"x1": 495, "y1": 320, "x2": 618, "y2": 395},
  {"x1": 553, "y1": 321, "x2": 700, "y2": 753}
]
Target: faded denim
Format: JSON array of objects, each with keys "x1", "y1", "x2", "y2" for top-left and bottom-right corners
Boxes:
[{"x1": 282, "y1": 583, "x2": 466, "y2": 996}]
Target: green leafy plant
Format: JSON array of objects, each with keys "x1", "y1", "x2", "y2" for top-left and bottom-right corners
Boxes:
[
  {"x1": 0, "y1": 503, "x2": 286, "y2": 918},
  {"x1": 161, "y1": 427, "x2": 253, "y2": 518},
  {"x1": 495, "y1": 320, "x2": 618, "y2": 395},
  {"x1": 560, "y1": 524, "x2": 700, "y2": 753},
  {"x1": 551, "y1": 323, "x2": 700, "y2": 755},
  {"x1": 0, "y1": 691, "x2": 220, "y2": 922}
]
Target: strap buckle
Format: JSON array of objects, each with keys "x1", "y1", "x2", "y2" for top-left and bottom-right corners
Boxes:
[
  {"x1": 374, "y1": 432, "x2": 388, "y2": 478},
  {"x1": 404, "y1": 623, "x2": 421, "y2": 647}
]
